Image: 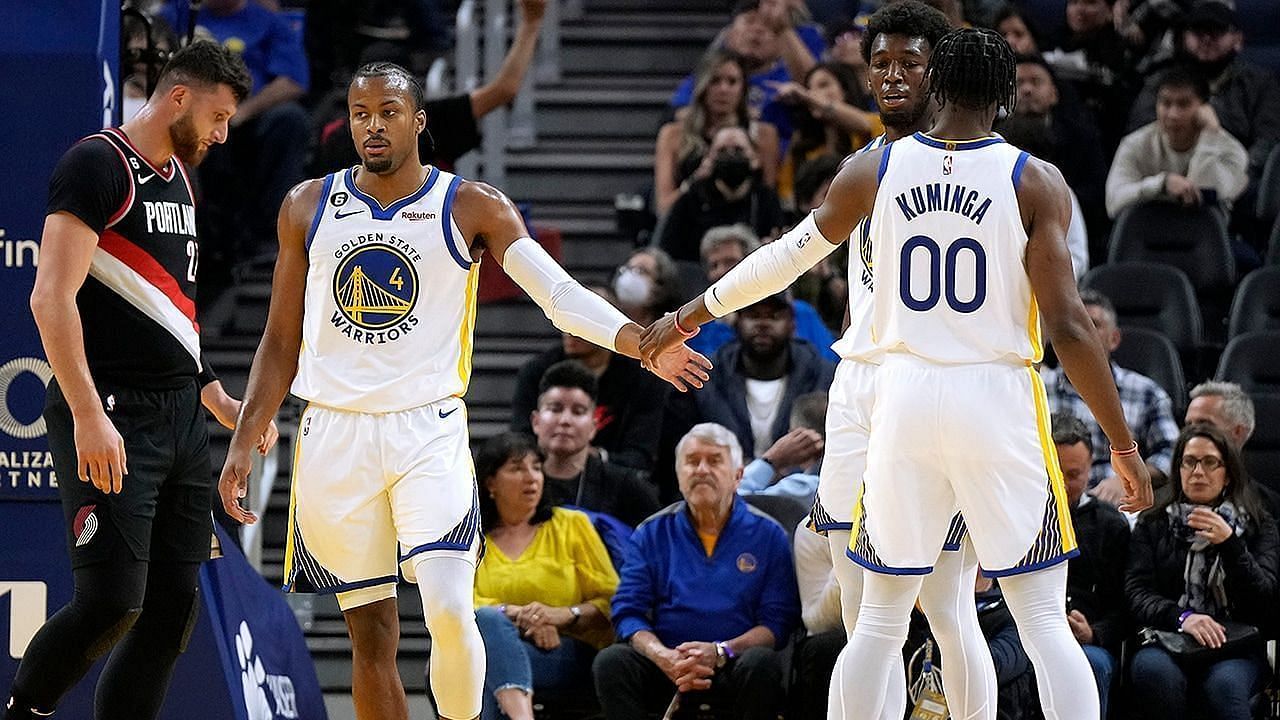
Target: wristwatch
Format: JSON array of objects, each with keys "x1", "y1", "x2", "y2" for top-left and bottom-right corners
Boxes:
[
  {"x1": 569, "y1": 605, "x2": 582, "y2": 625},
  {"x1": 714, "y1": 641, "x2": 736, "y2": 669}
]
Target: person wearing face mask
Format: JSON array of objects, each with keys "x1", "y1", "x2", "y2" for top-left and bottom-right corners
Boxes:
[
  {"x1": 655, "y1": 126, "x2": 785, "y2": 263},
  {"x1": 529, "y1": 361, "x2": 661, "y2": 528},
  {"x1": 1125, "y1": 423, "x2": 1278, "y2": 720},
  {"x1": 1127, "y1": 1, "x2": 1280, "y2": 184}
]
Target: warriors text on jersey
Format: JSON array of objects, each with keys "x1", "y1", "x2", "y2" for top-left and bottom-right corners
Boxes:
[
  {"x1": 46, "y1": 127, "x2": 206, "y2": 388},
  {"x1": 867, "y1": 133, "x2": 1040, "y2": 364},
  {"x1": 292, "y1": 166, "x2": 480, "y2": 413}
]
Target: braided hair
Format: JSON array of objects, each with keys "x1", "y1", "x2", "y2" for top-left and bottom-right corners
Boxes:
[{"x1": 926, "y1": 28, "x2": 1017, "y2": 115}]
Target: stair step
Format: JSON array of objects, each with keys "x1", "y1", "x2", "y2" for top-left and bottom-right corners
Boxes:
[
  {"x1": 557, "y1": 73, "x2": 687, "y2": 91},
  {"x1": 531, "y1": 137, "x2": 654, "y2": 155},
  {"x1": 585, "y1": 0, "x2": 730, "y2": 11},
  {"x1": 568, "y1": 11, "x2": 727, "y2": 27},
  {"x1": 506, "y1": 150, "x2": 652, "y2": 170},
  {"x1": 561, "y1": 22, "x2": 719, "y2": 43}
]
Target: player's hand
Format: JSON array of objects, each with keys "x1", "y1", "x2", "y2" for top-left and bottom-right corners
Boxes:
[
  {"x1": 74, "y1": 408, "x2": 127, "y2": 494},
  {"x1": 647, "y1": 344, "x2": 712, "y2": 392},
  {"x1": 1067, "y1": 609, "x2": 1095, "y2": 645},
  {"x1": 761, "y1": 428, "x2": 824, "y2": 472},
  {"x1": 218, "y1": 443, "x2": 258, "y2": 525},
  {"x1": 639, "y1": 313, "x2": 691, "y2": 366},
  {"x1": 1187, "y1": 506, "x2": 1234, "y2": 545},
  {"x1": 518, "y1": 0, "x2": 547, "y2": 24},
  {"x1": 672, "y1": 642, "x2": 716, "y2": 691},
  {"x1": 1111, "y1": 449, "x2": 1154, "y2": 513},
  {"x1": 1181, "y1": 613, "x2": 1227, "y2": 648}
]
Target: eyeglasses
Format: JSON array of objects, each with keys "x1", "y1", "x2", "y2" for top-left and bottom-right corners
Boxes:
[{"x1": 1180, "y1": 455, "x2": 1224, "y2": 472}]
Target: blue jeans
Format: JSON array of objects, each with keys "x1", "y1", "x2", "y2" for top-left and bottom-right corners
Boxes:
[
  {"x1": 474, "y1": 606, "x2": 596, "y2": 720},
  {"x1": 1081, "y1": 644, "x2": 1117, "y2": 718},
  {"x1": 1129, "y1": 645, "x2": 1267, "y2": 720}
]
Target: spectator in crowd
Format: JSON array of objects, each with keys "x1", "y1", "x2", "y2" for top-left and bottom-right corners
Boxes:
[
  {"x1": 1042, "y1": 0, "x2": 1137, "y2": 149},
  {"x1": 653, "y1": 51, "x2": 781, "y2": 217},
  {"x1": 612, "y1": 247, "x2": 686, "y2": 327},
  {"x1": 510, "y1": 285, "x2": 669, "y2": 473},
  {"x1": 790, "y1": 155, "x2": 849, "y2": 332},
  {"x1": 313, "y1": 0, "x2": 549, "y2": 176},
  {"x1": 176, "y1": 0, "x2": 312, "y2": 276},
  {"x1": 1041, "y1": 289, "x2": 1179, "y2": 502},
  {"x1": 1185, "y1": 381, "x2": 1280, "y2": 512},
  {"x1": 472, "y1": 434, "x2": 620, "y2": 720},
  {"x1": 737, "y1": 392, "x2": 828, "y2": 505},
  {"x1": 1107, "y1": 65, "x2": 1250, "y2": 218},
  {"x1": 820, "y1": 17, "x2": 870, "y2": 80},
  {"x1": 121, "y1": 12, "x2": 179, "y2": 121},
  {"x1": 996, "y1": 114, "x2": 1091, "y2": 279},
  {"x1": 674, "y1": 292, "x2": 836, "y2": 461},
  {"x1": 689, "y1": 224, "x2": 838, "y2": 361},
  {"x1": 1011, "y1": 54, "x2": 1111, "y2": 246},
  {"x1": 654, "y1": 126, "x2": 785, "y2": 263},
  {"x1": 791, "y1": 520, "x2": 845, "y2": 720},
  {"x1": 995, "y1": 4, "x2": 1044, "y2": 55},
  {"x1": 1125, "y1": 423, "x2": 1278, "y2": 720},
  {"x1": 1126, "y1": 1, "x2": 1280, "y2": 184},
  {"x1": 529, "y1": 361, "x2": 661, "y2": 528},
  {"x1": 593, "y1": 423, "x2": 800, "y2": 720},
  {"x1": 1054, "y1": 413, "x2": 1130, "y2": 718},
  {"x1": 771, "y1": 62, "x2": 882, "y2": 207},
  {"x1": 670, "y1": 0, "x2": 822, "y2": 144}
]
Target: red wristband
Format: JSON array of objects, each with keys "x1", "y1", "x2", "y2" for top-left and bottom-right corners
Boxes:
[
  {"x1": 1110, "y1": 441, "x2": 1138, "y2": 457},
  {"x1": 672, "y1": 312, "x2": 698, "y2": 338}
]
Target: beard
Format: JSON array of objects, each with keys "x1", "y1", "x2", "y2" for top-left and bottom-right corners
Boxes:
[
  {"x1": 169, "y1": 112, "x2": 207, "y2": 166},
  {"x1": 362, "y1": 154, "x2": 395, "y2": 174},
  {"x1": 880, "y1": 100, "x2": 929, "y2": 132}
]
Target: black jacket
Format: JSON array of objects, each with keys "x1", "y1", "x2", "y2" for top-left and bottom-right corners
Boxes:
[
  {"x1": 1125, "y1": 505, "x2": 1279, "y2": 633},
  {"x1": 542, "y1": 454, "x2": 661, "y2": 529},
  {"x1": 1068, "y1": 498, "x2": 1131, "y2": 652}
]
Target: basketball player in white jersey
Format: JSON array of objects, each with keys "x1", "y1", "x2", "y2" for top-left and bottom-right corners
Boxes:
[
  {"x1": 218, "y1": 64, "x2": 711, "y2": 720},
  {"x1": 641, "y1": 6, "x2": 1001, "y2": 719},
  {"x1": 644, "y1": 27, "x2": 1153, "y2": 720}
]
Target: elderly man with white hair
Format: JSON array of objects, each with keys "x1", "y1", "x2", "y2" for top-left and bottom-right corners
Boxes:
[{"x1": 592, "y1": 422, "x2": 800, "y2": 720}]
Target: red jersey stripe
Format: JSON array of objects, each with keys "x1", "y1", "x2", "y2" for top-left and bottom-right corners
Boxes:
[{"x1": 98, "y1": 229, "x2": 199, "y2": 331}]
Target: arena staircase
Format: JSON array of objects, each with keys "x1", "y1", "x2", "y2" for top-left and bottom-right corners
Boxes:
[{"x1": 198, "y1": 0, "x2": 728, "y2": 701}]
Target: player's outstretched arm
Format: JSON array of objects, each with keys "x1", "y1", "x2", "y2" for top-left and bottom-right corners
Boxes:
[
  {"x1": 456, "y1": 181, "x2": 711, "y2": 391},
  {"x1": 638, "y1": 147, "x2": 880, "y2": 366},
  {"x1": 1022, "y1": 158, "x2": 1153, "y2": 512},
  {"x1": 219, "y1": 178, "x2": 320, "y2": 524}
]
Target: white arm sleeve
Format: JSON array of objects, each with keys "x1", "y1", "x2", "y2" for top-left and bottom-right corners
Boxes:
[
  {"x1": 703, "y1": 212, "x2": 841, "y2": 318},
  {"x1": 502, "y1": 237, "x2": 631, "y2": 351}
]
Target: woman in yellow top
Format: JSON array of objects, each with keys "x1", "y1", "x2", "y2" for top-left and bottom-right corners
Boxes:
[{"x1": 472, "y1": 433, "x2": 620, "y2": 720}]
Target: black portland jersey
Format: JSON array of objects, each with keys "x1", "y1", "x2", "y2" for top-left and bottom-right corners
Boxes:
[{"x1": 46, "y1": 127, "x2": 205, "y2": 389}]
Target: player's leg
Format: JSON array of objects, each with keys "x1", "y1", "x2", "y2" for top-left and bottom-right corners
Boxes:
[
  {"x1": 916, "y1": 535, "x2": 997, "y2": 720},
  {"x1": 412, "y1": 553, "x2": 485, "y2": 720},
  {"x1": 835, "y1": 572, "x2": 926, "y2": 718},
  {"x1": 342, "y1": 593, "x2": 409, "y2": 720},
  {"x1": 94, "y1": 559, "x2": 202, "y2": 718},
  {"x1": 290, "y1": 405, "x2": 407, "y2": 718},
  {"x1": 5, "y1": 383, "x2": 161, "y2": 719},
  {"x1": 390, "y1": 399, "x2": 485, "y2": 720}
]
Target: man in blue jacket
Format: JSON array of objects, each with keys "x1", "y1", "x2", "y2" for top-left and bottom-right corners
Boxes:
[{"x1": 593, "y1": 423, "x2": 800, "y2": 720}]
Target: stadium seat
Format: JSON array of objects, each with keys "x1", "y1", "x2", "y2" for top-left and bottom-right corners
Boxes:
[
  {"x1": 1108, "y1": 201, "x2": 1236, "y2": 293},
  {"x1": 1080, "y1": 262, "x2": 1202, "y2": 354},
  {"x1": 1268, "y1": 214, "x2": 1280, "y2": 265},
  {"x1": 744, "y1": 494, "x2": 809, "y2": 545},
  {"x1": 1245, "y1": 393, "x2": 1280, "y2": 495},
  {"x1": 1257, "y1": 144, "x2": 1280, "y2": 223},
  {"x1": 1216, "y1": 331, "x2": 1280, "y2": 395},
  {"x1": 1113, "y1": 327, "x2": 1188, "y2": 416},
  {"x1": 1228, "y1": 266, "x2": 1280, "y2": 338}
]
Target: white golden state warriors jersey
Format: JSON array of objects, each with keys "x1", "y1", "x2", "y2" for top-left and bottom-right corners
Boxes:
[
  {"x1": 292, "y1": 166, "x2": 480, "y2": 413},
  {"x1": 868, "y1": 133, "x2": 1041, "y2": 365},
  {"x1": 830, "y1": 134, "x2": 887, "y2": 362}
]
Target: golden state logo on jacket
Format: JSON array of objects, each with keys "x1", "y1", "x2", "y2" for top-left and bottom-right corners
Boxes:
[{"x1": 329, "y1": 233, "x2": 420, "y2": 344}]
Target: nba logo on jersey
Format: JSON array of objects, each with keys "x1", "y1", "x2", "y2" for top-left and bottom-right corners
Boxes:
[{"x1": 942, "y1": 156, "x2": 953, "y2": 176}]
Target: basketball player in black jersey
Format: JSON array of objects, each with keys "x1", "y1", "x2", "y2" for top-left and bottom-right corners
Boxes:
[{"x1": 5, "y1": 42, "x2": 278, "y2": 720}]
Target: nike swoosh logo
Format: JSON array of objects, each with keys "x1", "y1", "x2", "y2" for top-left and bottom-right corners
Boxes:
[
  {"x1": 137, "y1": 173, "x2": 155, "y2": 184},
  {"x1": 438, "y1": 407, "x2": 459, "y2": 419},
  {"x1": 335, "y1": 208, "x2": 364, "y2": 219},
  {"x1": 711, "y1": 287, "x2": 722, "y2": 305}
]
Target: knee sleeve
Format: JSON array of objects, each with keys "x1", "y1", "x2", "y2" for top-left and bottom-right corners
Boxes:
[{"x1": 413, "y1": 555, "x2": 484, "y2": 720}]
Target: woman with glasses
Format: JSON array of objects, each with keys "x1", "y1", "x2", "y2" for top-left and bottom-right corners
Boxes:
[{"x1": 1125, "y1": 422, "x2": 1278, "y2": 720}]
